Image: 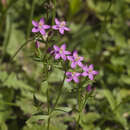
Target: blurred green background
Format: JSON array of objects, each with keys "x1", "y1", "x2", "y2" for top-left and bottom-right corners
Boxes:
[{"x1": 0, "y1": 0, "x2": 130, "y2": 130}]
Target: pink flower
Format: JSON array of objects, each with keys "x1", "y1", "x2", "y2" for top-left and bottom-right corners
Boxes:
[
  {"x1": 82, "y1": 64, "x2": 98, "y2": 80},
  {"x1": 66, "y1": 72, "x2": 81, "y2": 83},
  {"x1": 32, "y1": 18, "x2": 50, "y2": 35},
  {"x1": 52, "y1": 18, "x2": 70, "y2": 35},
  {"x1": 53, "y1": 44, "x2": 71, "y2": 61},
  {"x1": 67, "y1": 50, "x2": 84, "y2": 68}
]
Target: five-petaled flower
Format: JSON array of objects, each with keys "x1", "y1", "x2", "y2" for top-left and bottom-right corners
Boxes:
[
  {"x1": 67, "y1": 50, "x2": 84, "y2": 69},
  {"x1": 82, "y1": 64, "x2": 98, "y2": 80},
  {"x1": 32, "y1": 18, "x2": 50, "y2": 35},
  {"x1": 52, "y1": 18, "x2": 70, "y2": 35},
  {"x1": 53, "y1": 44, "x2": 71, "y2": 61},
  {"x1": 66, "y1": 72, "x2": 81, "y2": 83}
]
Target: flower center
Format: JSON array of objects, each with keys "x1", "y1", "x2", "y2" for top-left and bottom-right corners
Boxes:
[
  {"x1": 88, "y1": 69, "x2": 92, "y2": 74},
  {"x1": 75, "y1": 55, "x2": 80, "y2": 61},
  {"x1": 39, "y1": 22, "x2": 43, "y2": 29},
  {"x1": 60, "y1": 22, "x2": 65, "y2": 28},
  {"x1": 60, "y1": 48, "x2": 63, "y2": 53},
  {"x1": 72, "y1": 72, "x2": 75, "y2": 76}
]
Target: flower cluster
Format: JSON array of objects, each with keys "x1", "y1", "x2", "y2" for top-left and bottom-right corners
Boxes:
[
  {"x1": 32, "y1": 18, "x2": 70, "y2": 35},
  {"x1": 51, "y1": 43, "x2": 98, "y2": 84},
  {"x1": 32, "y1": 17, "x2": 98, "y2": 86}
]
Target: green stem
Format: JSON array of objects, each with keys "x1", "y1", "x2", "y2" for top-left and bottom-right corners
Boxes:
[
  {"x1": 11, "y1": 39, "x2": 33, "y2": 60},
  {"x1": 52, "y1": 0, "x2": 56, "y2": 25},
  {"x1": 51, "y1": 70, "x2": 66, "y2": 113},
  {"x1": 47, "y1": 68, "x2": 66, "y2": 130},
  {"x1": 76, "y1": 86, "x2": 81, "y2": 130},
  {"x1": 26, "y1": 0, "x2": 36, "y2": 40}
]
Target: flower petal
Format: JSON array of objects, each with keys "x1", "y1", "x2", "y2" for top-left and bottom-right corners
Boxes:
[
  {"x1": 55, "y1": 54, "x2": 60, "y2": 59},
  {"x1": 71, "y1": 62, "x2": 76, "y2": 68},
  {"x1": 88, "y1": 74, "x2": 93, "y2": 80},
  {"x1": 40, "y1": 29, "x2": 46, "y2": 35},
  {"x1": 92, "y1": 70, "x2": 98, "y2": 75},
  {"x1": 73, "y1": 50, "x2": 78, "y2": 58},
  {"x1": 59, "y1": 28, "x2": 64, "y2": 35},
  {"x1": 40, "y1": 18, "x2": 45, "y2": 24},
  {"x1": 55, "y1": 18, "x2": 60, "y2": 25},
  {"x1": 32, "y1": 20, "x2": 38, "y2": 27},
  {"x1": 82, "y1": 72, "x2": 88, "y2": 77},
  {"x1": 61, "y1": 43, "x2": 66, "y2": 50},
  {"x1": 89, "y1": 64, "x2": 94, "y2": 70},
  {"x1": 43, "y1": 25, "x2": 50, "y2": 29},
  {"x1": 61, "y1": 54, "x2": 66, "y2": 61},
  {"x1": 52, "y1": 25, "x2": 59, "y2": 30},
  {"x1": 79, "y1": 56, "x2": 84, "y2": 61},
  {"x1": 67, "y1": 56, "x2": 74, "y2": 61},
  {"x1": 75, "y1": 73, "x2": 80, "y2": 77},
  {"x1": 65, "y1": 51, "x2": 71, "y2": 55},
  {"x1": 78, "y1": 61, "x2": 83, "y2": 68},
  {"x1": 32, "y1": 27, "x2": 39, "y2": 32},
  {"x1": 53, "y1": 45, "x2": 59, "y2": 51},
  {"x1": 73, "y1": 76, "x2": 79, "y2": 83},
  {"x1": 66, "y1": 72, "x2": 72, "y2": 76},
  {"x1": 82, "y1": 65, "x2": 88, "y2": 71},
  {"x1": 66, "y1": 78, "x2": 72, "y2": 82},
  {"x1": 64, "y1": 27, "x2": 70, "y2": 31}
]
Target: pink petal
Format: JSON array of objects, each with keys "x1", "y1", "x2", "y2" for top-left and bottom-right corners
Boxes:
[
  {"x1": 67, "y1": 56, "x2": 73, "y2": 61},
  {"x1": 66, "y1": 72, "x2": 72, "y2": 76},
  {"x1": 71, "y1": 62, "x2": 76, "y2": 68},
  {"x1": 79, "y1": 56, "x2": 84, "y2": 61},
  {"x1": 55, "y1": 54, "x2": 60, "y2": 59},
  {"x1": 89, "y1": 74, "x2": 93, "y2": 80},
  {"x1": 78, "y1": 61, "x2": 83, "y2": 67},
  {"x1": 32, "y1": 27, "x2": 39, "y2": 32},
  {"x1": 52, "y1": 25, "x2": 59, "y2": 30},
  {"x1": 55, "y1": 18, "x2": 60, "y2": 25},
  {"x1": 40, "y1": 29, "x2": 46, "y2": 35},
  {"x1": 43, "y1": 25, "x2": 50, "y2": 29},
  {"x1": 73, "y1": 76, "x2": 79, "y2": 83},
  {"x1": 66, "y1": 78, "x2": 72, "y2": 82},
  {"x1": 59, "y1": 28, "x2": 64, "y2": 35},
  {"x1": 89, "y1": 64, "x2": 94, "y2": 70},
  {"x1": 64, "y1": 27, "x2": 70, "y2": 31},
  {"x1": 61, "y1": 54, "x2": 66, "y2": 61},
  {"x1": 32, "y1": 20, "x2": 38, "y2": 27},
  {"x1": 61, "y1": 43, "x2": 66, "y2": 50},
  {"x1": 73, "y1": 50, "x2": 78, "y2": 58},
  {"x1": 92, "y1": 70, "x2": 98, "y2": 75},
  {"x1": 65, "y1": 51, "x2": 71, "y2": 55},
  {"x1": 82, "y1": 65, "x2": 88, "y2": 71},
  {"x1": 82, "y1": 72, "x2": 88, "y2": 77},
  {"x1": 75, "y1": 73, "x2": 80, "y2": 77},
  {"x1": 40, "y1": 18, "x2": 45, "y2": 24},
  {"x1": 53, "y1": 45, "x2": 59, "y2": 51}
]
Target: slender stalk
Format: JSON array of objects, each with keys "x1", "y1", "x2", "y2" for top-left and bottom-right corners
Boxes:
[
  {"x1": 47, "y1": 68, "x2": 66, "y2": 130},
  {"x1": 11, "y1": 39, "x2": 33, "y2": 60},
  {"x1": 26, "y1": 0, "x2": 36, "y2": 40},
  {"x1": 52, "y1": 0, "x2": 56, "y2": 25},
  {"x1": 50, "y1": 69, "x2": 66, "y2": 113},
  {"x1": 76, "y1": 86, "x2": 81, "y2": 130}
]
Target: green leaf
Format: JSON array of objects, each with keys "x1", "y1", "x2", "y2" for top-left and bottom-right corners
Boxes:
[
  {"x1": 103, "y1": 89, "x2": 116, "y2": 111},
  {"x1": 81, "y1": 112, "x2": 101, "y2": 124},
  {"x1": 55, "y1": 107, "x2": 72, "y2": 113},
  {"x1": 26, "y1": 115, "x2": 49, "y2": 127}
]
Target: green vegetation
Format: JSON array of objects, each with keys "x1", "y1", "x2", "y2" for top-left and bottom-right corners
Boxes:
[{"x1": 0, "y1": 0, "x2": 130, "y2": 130}]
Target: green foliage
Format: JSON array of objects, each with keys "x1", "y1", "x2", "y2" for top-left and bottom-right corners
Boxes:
[{"x1": 0, "y1": 0, "x2": 130, "y2": 130}]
